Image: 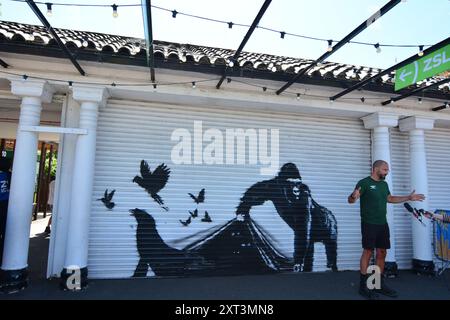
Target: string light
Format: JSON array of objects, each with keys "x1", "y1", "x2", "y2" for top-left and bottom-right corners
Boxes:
[
  {"x1": 2, "y1": 71, "x2": 446, "y2": 107},
  {"x1": 418, "y1": 45, "x2": 424, "y2": 57},
  {"x1": 374, "y1": 43, "x2": 381, "y2": 54},
  {"x1": 112, "y1": 4, "x2": 118, "y2": 18},
  {"x1": 82, "y1": 38, "x2": 88, "y2": 47},
  {"x1": 9, "y1": 0, "x2": 432, "y2": 50},
  {"x1": 46, "y1": 2, "x2": 52, "y2": 16},
  {"x1": 271, "y1": 66, "x2": 277, "y2": 72},
  {"x1": 327, "y1": 40, "x2": 333, "y2": 52},
  {"x1": 228, "y1": 60, "x2": 234, "y2": 68}
]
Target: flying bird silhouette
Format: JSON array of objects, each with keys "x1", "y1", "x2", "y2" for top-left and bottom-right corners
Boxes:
[
  {"x1": 189, "y1": 209, "x2": 198, "y2": 218},
  {"x1": 188, "y1": 188, "x2": 205, "y2": 204},
  {"x1": 133, "y1": 160, "x2": 170, "y2": 211},
  {"x1": 97, "y1": 189, "x2": 115, "y2": 209},
  {"x1": 201, "y1": 211, "x2": 212, "y2": 222},
  {"x1": 180, "y1": 216, "x2": 192, "y2": 226}
]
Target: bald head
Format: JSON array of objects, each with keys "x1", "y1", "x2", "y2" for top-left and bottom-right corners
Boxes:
[
  {"x1": 372, "y1": 160, "x2": 388, "y2": 170},
  {"x1": 372, "y1": 160, "x2": 389, "y2": 181}
]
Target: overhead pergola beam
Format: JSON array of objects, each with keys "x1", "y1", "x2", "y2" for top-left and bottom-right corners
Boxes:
[
  {"x1": 381, "y1": 77, "x2": 449, "y2": 106},
  {"x1": 431, "y1": 102, "x2": 449, "y2": 112},
  {"x1": 330, "y1": 37, "x2": 450, "y2": 101},
  {"x1": 276, "y1": 0, "x2": 401, "y2": 95},
  {"x1": 216, "y1": 0, "x2": 272, "y2": 89},
  {"x1": 26, "y1": 0, "x2": 85, "y2": 76},
  {"x1": 142, "y1": 0, "x2": 156, "y2": 82},
  {"x1": 0, "y1": 58, "x2": 8, "y2": 68}
]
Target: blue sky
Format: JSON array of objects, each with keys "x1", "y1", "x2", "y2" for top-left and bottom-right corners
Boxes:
[{"x1": 1, "y1": 0, "x2": 449, "y2": 69}]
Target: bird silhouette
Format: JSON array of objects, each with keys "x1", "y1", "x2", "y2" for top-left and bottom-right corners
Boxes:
[
  {"x1": 180, "y1": 216, "x2": 192, "y2": 226},
  {"x1": 132, "y1": 160, "x2": 170, "y2": 211},
  {"x1": 97, "y1": 189, "x2": 115, "y2": 209},
  {"x1": 188, "y1": 188, "x2": 205, "y2": 204},
  {"x1": 201, "y1": 211, "x2": 212, "y2": 222},
  {"x1": 189, "y1": 209, "x2": 198, "y2": 218}
]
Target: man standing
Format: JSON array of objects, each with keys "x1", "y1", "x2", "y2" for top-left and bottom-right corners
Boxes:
[{"x1": 348, "y1": 160, "x2": 424, "y2": 299}]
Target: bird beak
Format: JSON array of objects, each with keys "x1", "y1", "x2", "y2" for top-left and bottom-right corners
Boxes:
[{"x1": 128, "y1": 209, "x2": 135, "y2": 216}]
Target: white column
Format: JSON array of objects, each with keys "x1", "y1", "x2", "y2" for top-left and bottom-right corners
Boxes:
[
  {"x1": 362, "y1": 113, "x2": 399, "y2": 275},
  {"x1": 47, "y1": 94, "x2": 80, "y2": 278},
  {"x1": 399, "y1": 116, "x2": 435, "y2": 274},
  {"x1": 61, "y1": 85, "x2": 108, "y2": 290},
  {"x1": 1, "y1": 79, "x2": 54, "y2": 292}
]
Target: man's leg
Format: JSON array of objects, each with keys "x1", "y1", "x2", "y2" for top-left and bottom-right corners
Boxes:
[
  {"x1": 374, "y1": 224, "x2": 397, "y2": 298},
  {"x1": 375, "y1": 248, "x2": 386, "y2": 274},
  {"x1": 359, "y1": 248, "x2": 379, "y2": 299},
  {"x1": 360, "y1": 248, "x2": 373, "y2": 275}
]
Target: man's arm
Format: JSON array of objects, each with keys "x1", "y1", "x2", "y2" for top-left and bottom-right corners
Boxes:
[
  {"x1": 348, "y1": 186, "x2": 361, "y2": 204},
  {"x1": 387, "y1": 189, "x2": 425, "y2": 203}
]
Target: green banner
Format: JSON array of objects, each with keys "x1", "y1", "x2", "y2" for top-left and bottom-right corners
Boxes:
[{"x1": 395, "y1": 44, "x2": 450, "y2": 91}]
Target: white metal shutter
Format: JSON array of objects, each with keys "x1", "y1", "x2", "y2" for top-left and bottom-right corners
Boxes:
[
  {"x1": 426, "y1": 128, "x2": 450, "y2": 268},
  {"x1": 390, "y1": 128, "x2": 413, "y2": 269},
  {"x1": 88, "y1": 101, "x2": 371, "y2": 279},
  {"x1": 391, "y1": 126, "x2": 450, "y2": 270}
]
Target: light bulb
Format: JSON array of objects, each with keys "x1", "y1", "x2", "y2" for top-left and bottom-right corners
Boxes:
[
  {"x1": 327, "y1": 40, "x2": 333, "y2": 52},
  {"x1": 112, "y1": 4, "x2": 118, "y2": 18},
  {"x1": 374, "y1": 43, "x2": 381, "y2": 54},
  {"x1": 46, "y1": 3, "x2": 52, "y2": 16},
  {"x1": 418, "y1": 45, "x2": 424, "y2": 57}
]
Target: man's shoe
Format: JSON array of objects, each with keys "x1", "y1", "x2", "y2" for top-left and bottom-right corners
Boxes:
[
  {"x1": 376, "y1": 281, "x2": 398, "y2": 298},
  {"x1": 359, "y1": 285, "x2": 379, "y2": 300}
]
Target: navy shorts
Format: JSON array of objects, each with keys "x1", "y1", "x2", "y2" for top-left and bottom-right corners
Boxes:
[{"x1": 361, "y1": 222, "x2": 390, "y2": 249}]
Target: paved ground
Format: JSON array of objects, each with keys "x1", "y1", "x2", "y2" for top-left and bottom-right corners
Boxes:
[{"x1": 1, "y1": 214, "x2": 449, "y2": 300}]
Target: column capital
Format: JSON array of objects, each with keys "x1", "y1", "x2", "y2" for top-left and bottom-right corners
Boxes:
[
  {"x1": 72, "y1": 85, "x2": 110, "y2": 108},
  {"x1": 9, "y1": 78, "x2": 54, "y2": 103},
  {"x1": 399, "y1": 116, "x2": 434, "y2": 132},
  {"x1": 361, "y1": 113, "x2": 398, "y2": 129}
]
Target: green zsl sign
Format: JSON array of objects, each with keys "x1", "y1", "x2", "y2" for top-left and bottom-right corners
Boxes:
[{"x1": 395, "y1": 44, "x2": 450, "y2": 91}]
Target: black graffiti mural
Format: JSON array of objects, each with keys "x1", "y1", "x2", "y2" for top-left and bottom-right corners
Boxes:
[
  {"x1": 236, "y1": 163, "x2": 338, "y2": 272},
  {"x1": 97, "y1": 189, "x2": 115, "y2": 209},
  {"x1": 125, "y1": 161, "x2": 338, "y2": 277},
  {"x1": 133, "y1": 160, "x2": 170, "y2": 211},
  {"x1": 130, "y1": 208, "x2": 194, "y2": 276}
]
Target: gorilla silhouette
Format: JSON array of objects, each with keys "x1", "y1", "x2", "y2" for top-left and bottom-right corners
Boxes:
[{"x1": 236, "y1": 163, "x2": 337, "y2": 272}]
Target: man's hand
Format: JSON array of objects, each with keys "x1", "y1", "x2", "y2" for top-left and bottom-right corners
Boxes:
[
  {"x1": 348, "y1": 187, "x2": 361, "y2": 203},
  {"x1": 408, "y1": 189, "x2": 425, "y2": 202}
]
